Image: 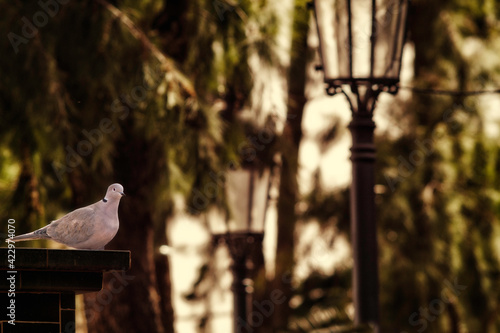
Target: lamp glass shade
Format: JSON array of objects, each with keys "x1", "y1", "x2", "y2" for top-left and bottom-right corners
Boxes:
[
  {"x1": 313, "y1": 0, "x2": 409, "y2": 85},
  {"x1": 225, "y1": 168, "x2": 271, "y2": 233}
]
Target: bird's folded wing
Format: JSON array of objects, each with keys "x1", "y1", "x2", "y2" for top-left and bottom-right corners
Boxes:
[{"x1": 47, "y1": 206, "x2": 96, "y2": 245}]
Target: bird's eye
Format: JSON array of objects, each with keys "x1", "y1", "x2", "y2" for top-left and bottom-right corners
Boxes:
[{"x1": 113, "y1": 188, "x2": 116, "y2": 191}]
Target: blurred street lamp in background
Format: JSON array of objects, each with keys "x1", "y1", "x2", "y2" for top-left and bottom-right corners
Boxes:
[
  {"x1": 209, "y1": 166, "x2": 271, "y2": 333},
  {"x1": 311, "y1": 0, "x2": 410, "y2": 331}
]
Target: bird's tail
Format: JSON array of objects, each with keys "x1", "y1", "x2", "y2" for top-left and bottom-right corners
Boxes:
[
  {"x1": 8, "y1": 232, "x2": 40, "y2": 242},
  {"x1": 7, "y1": 228, "x2": 50, "y2": 242}
]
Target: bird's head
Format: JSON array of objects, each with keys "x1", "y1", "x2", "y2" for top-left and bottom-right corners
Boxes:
[{"x1": 103, "y1": 183, "x2": 125, "y2": 203}]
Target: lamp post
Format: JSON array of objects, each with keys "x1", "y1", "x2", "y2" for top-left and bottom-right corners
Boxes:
[
  {"x1": 311, "y1": 0, "x2": 410, "y2": 330},
  {"x1": 210, "y1": 167, "x2": 271, "y2": 333}
]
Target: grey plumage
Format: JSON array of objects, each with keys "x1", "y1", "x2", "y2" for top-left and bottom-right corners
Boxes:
[{"x1": 9, "y1": 183, "x2": 125, "y2": 250}]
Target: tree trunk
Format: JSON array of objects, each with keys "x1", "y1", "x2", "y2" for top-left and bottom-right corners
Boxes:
[
  {"x1": 271, "y1": 0, "x2": 309, "y2": 331},
  {"x1": 155, "y1": 227, "x2": 175, "y2": 333},
  {"x1": 84, "y1": 118, "x2": 172, "y2": 333}
]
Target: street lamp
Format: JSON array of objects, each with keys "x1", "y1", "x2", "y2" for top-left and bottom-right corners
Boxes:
[
  {"x1": 311, "y1": 0, "x2": 410, "y2": 330},
  {"x1": 209, "y1": 166, "x2": 271, "y2": 333}
]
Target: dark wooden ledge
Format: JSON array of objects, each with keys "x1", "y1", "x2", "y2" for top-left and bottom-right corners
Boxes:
[
  {"x1": 0, "y1": 248, "x2": 131, "y2": 292},
  {"x1": 0, "y1": 248, "x2": 131, "y2": 332}
]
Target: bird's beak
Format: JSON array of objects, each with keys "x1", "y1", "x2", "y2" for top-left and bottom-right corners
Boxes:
[{"x1": 120, "y1": 192, "x2": 126, "y2": 196}]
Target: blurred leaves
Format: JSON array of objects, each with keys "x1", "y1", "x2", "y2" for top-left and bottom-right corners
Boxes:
[
  {"x1": 1, "y1": 0, "x2": 500, "y2": 332},
  {"x1": 294, "y1": 0, "x2": 500, "y2": 332}
]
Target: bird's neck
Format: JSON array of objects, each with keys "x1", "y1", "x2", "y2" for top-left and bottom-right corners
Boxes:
[{"x1": 100, "y1": 199, "x2": 121, "y2": 214}]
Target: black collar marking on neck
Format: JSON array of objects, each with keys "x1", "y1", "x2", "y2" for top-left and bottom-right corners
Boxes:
[{"x1": 103, "y1": 198, "x2": 108, "y2": 203}]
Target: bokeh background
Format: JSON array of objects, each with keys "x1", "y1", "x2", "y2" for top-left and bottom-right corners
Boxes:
[{"x1": 1, "y1": 0, "x2": 500, "y2": 332}]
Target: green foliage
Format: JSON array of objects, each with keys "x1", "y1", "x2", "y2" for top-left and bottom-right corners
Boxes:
[
  {"x1": 377, "y1": 0, "x2": 500, "y2": 330},
  {"x1": 1, "y1": 0, "x2": 281, "y2": 331},
  {"x1": 289, "y1": 270, "x2": 353, "y2": 331},
  {"x1": 3, "y1": 0, "x2": 499, "y2": 331},
  {"x1": 0, "y1": 0, "x2": 231, "y2": 224},
  {"x1": 295, "y1": 0, "x2": 500, "y2": 331}
]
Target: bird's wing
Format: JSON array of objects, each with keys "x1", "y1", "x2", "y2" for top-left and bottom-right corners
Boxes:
[{"x1": 47, "y1": 206, "x2": 96, "y2": 245}]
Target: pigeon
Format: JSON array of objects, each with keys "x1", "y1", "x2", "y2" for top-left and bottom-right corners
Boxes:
[{"x1": 8, "y1": 183, "x2": 125, "y2": 250}]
